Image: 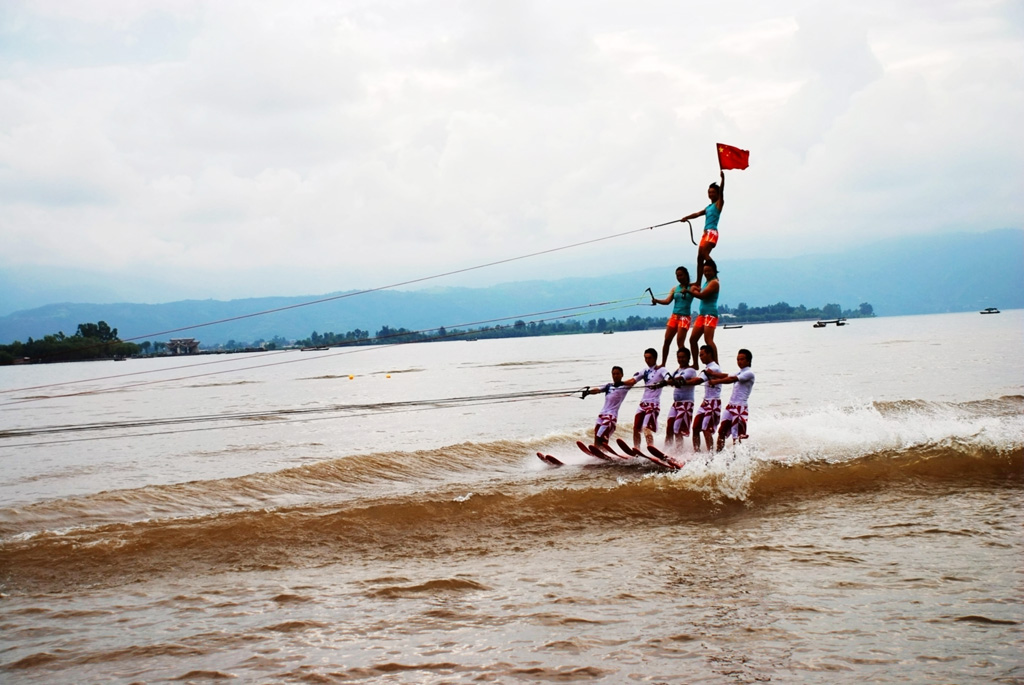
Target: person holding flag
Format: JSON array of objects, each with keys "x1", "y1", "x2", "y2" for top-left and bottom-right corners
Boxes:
[{"x1": 680, "y1": 143, "x2": 748, "y2": 288}]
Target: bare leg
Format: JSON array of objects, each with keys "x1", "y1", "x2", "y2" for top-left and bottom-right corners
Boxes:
[
  {"x1": 661, "y1": 324, "x2": 677, "y2": 370},
  {"x1": 695, "y1": 243, "x2": 715, "y2": 289},
  {"x1": 670, "y1": 418, "x2": 688, "y2": 456},
  {"x1": 692, "y1": 413, "x2": 702, "y2": 452},
  {"x1": 704, "y1": 325, "x2": 718, "y2": 363},
  {"x1": 716, "y1": 419, "x2": 732, "y2": 452},
  {"x1": 632, "y1": 412, "x2": 644, "y2": 449},
  {"x1": 736, "y1": 416, "x2": 748, "y2": 441},
  {"x1": 676, "y1": 325, "x2": 689, "y2": 361},
  {"x1": 689, "y1": 325, "x2": 704, "y2": 369},
  {"x1": 695, "y1": 245, "x2": 709, "y2": 289}
]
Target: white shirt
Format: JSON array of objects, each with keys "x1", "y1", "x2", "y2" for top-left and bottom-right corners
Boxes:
[
  {"x1": 701, "y1": 362, "x2": 722, "y2": 400},
  {"x1": 634, "y1": 366, "x2": 669, "y2": 403},
  {"x1": 727, "y1": 367, "x2": 755, "y2": 405},
  {"x1": 671, "y1": 367, "x2": 698, "y2": 402},
  {"x1": 598, "y1": 382, "x2": 631, "y2": 416}
]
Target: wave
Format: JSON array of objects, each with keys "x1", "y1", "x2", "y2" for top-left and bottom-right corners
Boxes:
[
  {"x1": 2, "y1": 441, "x2": 1019, "y2": 594},
  {"x1": 1, "y1": 397, "x2": 1021, "y2": 594},
  {"x1": 0, "y1": 437, "x2": 557, "y2": 539},
  {"x1": 873, "y1": 395, "x2": 1023, "y2": 419}
]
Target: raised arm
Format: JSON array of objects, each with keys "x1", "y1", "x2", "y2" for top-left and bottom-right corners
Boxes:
[{"x1": 717, "y1": 170, "x2": 725, "y2": 209}]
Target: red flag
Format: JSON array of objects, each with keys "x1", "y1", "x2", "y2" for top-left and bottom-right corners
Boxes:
[{"x1": 716, "y1": 143, "x2": 749, "y2": 170}]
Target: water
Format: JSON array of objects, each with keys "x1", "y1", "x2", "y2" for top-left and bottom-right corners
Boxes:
[{"x1": 1, "y1": 311, "x2": 1022, "y2": 683}]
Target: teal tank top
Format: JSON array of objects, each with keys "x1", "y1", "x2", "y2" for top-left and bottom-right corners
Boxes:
[
  {"x1": 698, "y1": 279, "x2": 719, "y2": 317},
  {"x1": 704, "y1": 203, "x2": 721, "y2": 232},
  {"x1": 672, "y1": 286, "x2": 693, "y2": 317}
]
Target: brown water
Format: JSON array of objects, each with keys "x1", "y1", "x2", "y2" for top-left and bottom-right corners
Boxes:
[{"x1": 2, "y1": 312, "x2": 1022, "y2": 683}]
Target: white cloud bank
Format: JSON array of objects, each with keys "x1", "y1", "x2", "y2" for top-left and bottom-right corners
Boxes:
[{"x1": 0, "y1": 0, "x2": 1021, "y2": 304}]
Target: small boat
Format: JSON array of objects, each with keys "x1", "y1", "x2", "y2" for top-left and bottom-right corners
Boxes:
[
  {"x1": 603, "y1": 330, "x2": 614, "y2": 334},
  {"x1": 980, "y1": 307, "x2": 1000, "y2": 314},
  {"x1": 722, "y1": 324, "x2": 743, "y2": 329},
  {"x1": 301, "y1": 346, "x2": 330, "y2": 351},
  {"x1": 813, "y1": 322, "x2": 826, "y2": 328}
]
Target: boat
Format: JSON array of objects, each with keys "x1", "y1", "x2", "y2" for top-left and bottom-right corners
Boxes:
[
  {"x1": 722, "y1": 324, "x2": 743, "y2": 329},
  {"x1": 980, "y1": 307, "x2": 1000, "y2": 314}
]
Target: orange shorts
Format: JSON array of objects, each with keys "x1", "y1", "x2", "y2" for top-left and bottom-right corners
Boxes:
[
  {"x1": 700, "y1": 230, "x2": 719, "y2": 248},
  {"x1": 666, "y1": 314, "x2": 691, "y2": 329},
  {"x1": 694, "y1": 315, "x2": 718, "y2": 329}
]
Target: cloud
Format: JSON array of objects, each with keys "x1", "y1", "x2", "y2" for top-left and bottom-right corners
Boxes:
[{"x1": 0, "y1": 0, "x2": 1021, "y2": 307}]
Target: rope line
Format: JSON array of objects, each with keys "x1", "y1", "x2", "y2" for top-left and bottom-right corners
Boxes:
[
  {"x1": 0, "y1": 295, "x2": 643, "y2": 401},
  {"x1": 0, "y1": 388, "x2": 583, "y2": 448},
  {"x1": 0, "y1": 387, "x2": 577, "y2": 439},
  {"x1": 3, "y1": 304, "x2": 635, "y2": 404},
  {"x1": 114, "y1": 219, "x2": 680, "y2": 343},
  {"x1": 0, "y1": 218, "x2": 689, "y2": 449}
]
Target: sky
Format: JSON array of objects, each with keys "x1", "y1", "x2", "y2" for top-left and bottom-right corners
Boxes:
[{"x1": 1, "y1": 0, "x2": 1022, "y2": 313}]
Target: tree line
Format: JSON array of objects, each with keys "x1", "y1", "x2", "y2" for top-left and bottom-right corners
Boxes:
[
  {"x1": 0, "y1": 301, "x2": 874, "y2": 363},
  {"x1": 294, "y1": 301, "x2": 874, "y2": 349},
  {"x1": 727, "y1": 300, "x2": 873, "y2": 323},
  {"x1": 0, "y1": 321, "x2": 140, "y2": 365}
]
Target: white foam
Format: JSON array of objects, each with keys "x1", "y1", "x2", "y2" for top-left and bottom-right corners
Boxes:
[
  {"x1": 744, "y1": 400, "x2": 1022, "y2": 465},
  {"x1": 658, "y1": 399, "x2": 1024, "y2": 502}
]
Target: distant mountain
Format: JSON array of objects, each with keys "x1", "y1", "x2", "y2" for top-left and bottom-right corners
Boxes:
[{"x1": 1, "y1": 229, "x2": 1020, "y2": 346}]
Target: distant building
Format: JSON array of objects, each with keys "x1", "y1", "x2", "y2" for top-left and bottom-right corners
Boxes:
[{"x1": 168, "y1": 338, "x2": 200, "y2": 355}]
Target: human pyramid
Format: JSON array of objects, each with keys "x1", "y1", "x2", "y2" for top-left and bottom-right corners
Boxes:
[{"x1": 582, "y1": 145, "x2": 755, "y2": 463}]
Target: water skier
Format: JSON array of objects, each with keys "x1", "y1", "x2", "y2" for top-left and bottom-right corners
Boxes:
[
  {"x1": 631, "y1": 348, "x2": 670, "y2": 450},
  {"x1": 692, "y1": 345, "x2": 725, "y2": 452},
  {"x1": 665, "y1": 347, "x2": 704, "y2": 453},
  {"x1": 681, "y1": 170, "x2": 725, "y2": 289},
  {"x1": 582, "y1": 366, "x2": 634, "y2": 448},
  {"x1": 650, "y1": 266, "x2": 694, "y2": 369},
  {"x1": 710, "y1": 348, "x2": 755, "y2": 451},
  {"x1": 688, "y1": 259, "x2": 720, "y2": 365}
]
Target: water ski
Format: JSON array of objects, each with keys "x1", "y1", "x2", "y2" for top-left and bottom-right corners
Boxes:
[
  {"x1": 537, "y1": 452, "x2": 563, "y2": 467},
  {"x1": 577, "y1": 440, "x2": 613, "y2": 461},
  {"x1": 647, "y1": 445, "x2": 684, "y2": 469},
  {"x1": 599, "y1": 442, "x2": 622, "y2": 457},
  {"x1": 590, "y1": 443, "x2": 628, "y2": 461},
  {"x1": 587, "y1": 444, "x2": 615, "y2": 460},
  {"x1": 641, "y1": 448, "x2": 677, "y2": 470},
  {"x1": 617, "y1": 438, "x2": 676, "y2": 469},
  {"x1": 615, "y1": 438, "x2": 640, "y2": 457}
]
